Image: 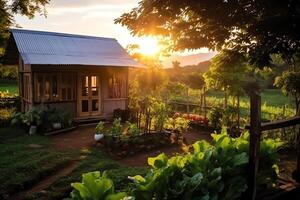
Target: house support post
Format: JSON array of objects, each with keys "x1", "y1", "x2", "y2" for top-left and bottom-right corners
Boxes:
[{"x1": 247, "y1": 91, "x2": 261, "y2": 200}]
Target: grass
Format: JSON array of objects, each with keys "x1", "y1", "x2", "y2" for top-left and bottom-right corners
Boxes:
[
  {"x1": 0, "y1": 126, "x2": 147, "y2": 200},
  {"x1": 27, "y1": 149, "x2": 148, "y2": 200},
  {"x1": 0, "y1": 80, "x2": 18, "y2": 94},
  {"x1": 0, "y1": 127, "x2": 74, "y2": 199},
  {"x1": 179, "y1": 89, "x2": 296, "y2": 121}
]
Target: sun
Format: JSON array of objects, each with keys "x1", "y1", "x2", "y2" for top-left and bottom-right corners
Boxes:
[{"x1": 137, "y1": 37, "x2": 160, "y2": 56}]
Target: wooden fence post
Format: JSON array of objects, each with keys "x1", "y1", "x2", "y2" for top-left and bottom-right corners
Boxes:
[{"x1": 248, "y1": 91, "x2": 261, "y2": 200}]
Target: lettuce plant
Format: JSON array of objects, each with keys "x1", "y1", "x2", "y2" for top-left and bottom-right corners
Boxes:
[
  {"x1": 131, "y1": 129, "x2": 282, "y2": 200},
  {"x1": 69, "y1": 171, "x2": 127, "y2": 200}
]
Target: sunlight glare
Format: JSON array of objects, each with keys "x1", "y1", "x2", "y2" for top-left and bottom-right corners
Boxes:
[{"x1": 138, "y1": 37, "x2": 160, "y2": 56}]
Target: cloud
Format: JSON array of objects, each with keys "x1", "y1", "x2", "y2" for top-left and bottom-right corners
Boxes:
[{"x1": 49, "y1": 0, "x2": 138, "y2": 9}]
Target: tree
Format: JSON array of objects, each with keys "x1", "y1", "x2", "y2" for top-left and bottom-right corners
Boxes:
[
  {"x1": 204, "y1": 50, "x2": 254, "y2": 132},
  {"x1": 172, "y1": 60, "x2": 181, "y2": 70},
  {"x1": 275, "y1": 70, "x2": 300, "y2": 114},
  {"x1": 0, "y1": 0, "x2": 49, "y2": 54},
  {"x1": 115, "y1": 0, "x2": 300, "y2": 67}
]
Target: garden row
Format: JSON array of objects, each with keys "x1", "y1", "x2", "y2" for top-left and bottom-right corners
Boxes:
[{"x1": 67, "y1": 130, "x2": 283, "y2": 200}]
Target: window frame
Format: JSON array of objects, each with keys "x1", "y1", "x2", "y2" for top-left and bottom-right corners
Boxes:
[{"x1": 34, "y1": 72, "x2": 76, "y2": 103}]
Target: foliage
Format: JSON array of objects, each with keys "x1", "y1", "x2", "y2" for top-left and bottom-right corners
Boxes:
[
  {"x1": 126, "y1": 122, "x2": 140, "y2": 136},
  {"x1": 164, "y1": 117, "x2": 189, "y2": 134},
  {"x1": 11, "y1": 107, "x2": 74, "y2": 132},
  {"x1": 109, "y1": 118, "x2": 122, "y2": 136},
  {"x1": 208, "y1": 107, "x2": 224, "y2": 130},
  {"x1": 130, "y1": 130, "x2": 282, "y2": 200},
  {"x1": 152, "y1": 100, "x2": 168, "y2": 132},
  {"x1": 0, "y1": 0, "x2": 49, "y2": 51},
  {"x1": 69, "y1": 171, "x2": 127, "y2": 200},
  {"x1": 116, "y1": 0, "x2": 300, "y2": 66},
  {"x1": 11, "y1": 107, "x2": 43, "y2": 127},
  {"x1": 96, "y1": 121, "x2": 105, "y2": 134},
  {"x1": 0, "y1": 65, "x2": 17, "y2": 80},
  {"x1": 0, "y1": 80, "x2": 18, "y2": 95},
  {"x1": 274, "y1": 70, "x2": 300, "y2": 113}
]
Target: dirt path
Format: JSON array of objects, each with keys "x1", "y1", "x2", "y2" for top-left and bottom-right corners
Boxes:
[
  {"x1": 51, "y1": 125, "x2": 96, "y2": 150},
  {"x1": 9, "y1": 127, "x2": 212, "y2": 199},
  {"x1": 9, "y1": 160, "x2": 80, "y2": 200},
  {"x1": 9, "y1": 125, "x2": 97, "y2": 200}
]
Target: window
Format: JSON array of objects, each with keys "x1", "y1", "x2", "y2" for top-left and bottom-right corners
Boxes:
[
  {"x1": 34, "y1": 73, "x2": 75, "y2": 102},
  {"x1": 62, "y1": 74, "x2": 75, "y2": 101},
  {"x1": 108, "y1": 74, "x2": 125, "y2": 98}
]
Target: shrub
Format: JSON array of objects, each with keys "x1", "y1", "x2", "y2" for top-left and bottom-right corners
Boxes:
[
  {"x1": 208, "y1": 107, "x2": 223, "y2": 129},
  {"x1": 11, "y1": 107, "x2": 74, "y2": 133}
]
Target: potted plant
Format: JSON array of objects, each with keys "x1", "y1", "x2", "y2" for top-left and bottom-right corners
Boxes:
[
  {"x1": 23, "y1": 108, "x2": 43, "y2": 135},
  {"x1": 47, "y1": 108, "x2": 63, "y2": 130},
  {"x1": 95, "y1": 121, "x2": 105, "y2": 141}
]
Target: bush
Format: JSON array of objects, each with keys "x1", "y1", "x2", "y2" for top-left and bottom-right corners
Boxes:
[
  {"x1": 11, "y1": 107, "x2": 74, "y2": 133},
  {"x1": 208, "y1": 107, "x2": 223, "y2": 130}
]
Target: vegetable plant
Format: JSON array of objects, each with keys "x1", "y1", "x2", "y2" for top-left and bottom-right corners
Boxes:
[
  {"x1": 126, "y1": 122, "x2": 140, "y2": 136},
  {"x1": 130, "y1": 129, "x2": 282, "y2": 200},
  {"x1": 69, "y1": 171, "x2": 128, "y2": 200},
  {"x1": 110, "y1": 118, "x2": 122, "y2": 136},
  {"x1": 96, "y1": 121, "x2": 105, "y2": 134}
]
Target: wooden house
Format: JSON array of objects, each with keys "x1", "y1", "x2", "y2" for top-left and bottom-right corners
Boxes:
[{"x1": 3, "y1": 29, "x2": 142, "y2": 121}]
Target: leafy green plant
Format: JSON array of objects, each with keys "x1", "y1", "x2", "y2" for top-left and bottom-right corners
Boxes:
[
  {"x1": 151, "y1": 101, "x2": 168, "y2": 132},
  {"x1": 110, "y1": 118, "x2": 122, "y2": 136},
  {"x1": 164, "y1": 117, "x2": 189, "y2": 134},
  {"x1": 69, "y1": 171, "x2": 127, "y2": 200},
  {"x1": 126, "y1": 122, "x2": 140, "y2": 136},
  {"x1": 96, "y1": 121, "x2": 105, "y2": 133},
  {"x1": 130, "y1": 129, "x2": 282, "y2": 200}
]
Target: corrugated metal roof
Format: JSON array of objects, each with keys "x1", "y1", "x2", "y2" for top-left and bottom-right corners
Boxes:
[{"x1": 10, "y1": 29, "x2": 143, "y2": 67}]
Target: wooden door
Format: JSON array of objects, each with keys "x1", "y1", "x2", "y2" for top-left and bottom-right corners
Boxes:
[{"x1": 78, "y1": 74, "x2": 101, "y2": 117}]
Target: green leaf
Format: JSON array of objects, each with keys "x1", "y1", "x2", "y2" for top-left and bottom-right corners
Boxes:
[
  {"x1": 232, "y1": 153, "x2": 248, "y2": 167},
  {"x1": 105, "y1": 192, "x2": 127, "y2": 200},
  {"x1": 71, "y1": 183, "x2": 91, "y2": 199},
  {"x1": 148, "y1": 153, "x2": 168, "y2": 168}
]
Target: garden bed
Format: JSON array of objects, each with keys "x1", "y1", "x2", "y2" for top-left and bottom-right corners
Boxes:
[{"x1": 99, "y1": 131, "x2": 177, "y2": 158}]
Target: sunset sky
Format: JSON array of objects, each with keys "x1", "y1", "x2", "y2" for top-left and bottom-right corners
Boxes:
[
  {"x1": 15, "y1": 0, "x2": 140, "y2": 46},
  {"x1": 14, "y1": 0, "x2": 214, "y2": 65}
]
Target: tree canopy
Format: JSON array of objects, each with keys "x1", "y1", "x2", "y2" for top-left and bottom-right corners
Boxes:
[
  {"x1": 0, "y1": 0, "x2": 49, "y2": 52},
  {"x1": 115, "y1": 0, "x2": 300, "y2": 66}
]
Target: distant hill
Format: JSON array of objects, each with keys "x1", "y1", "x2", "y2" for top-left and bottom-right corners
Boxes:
[
  {"x1": 182, "y1": 60, "x2": 211, "y2": 73},
  {"x1": 162, "y1": 52, "x2": 216, "y2": 68}
]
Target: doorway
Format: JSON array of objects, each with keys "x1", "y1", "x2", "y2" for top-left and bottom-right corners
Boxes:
[{"x1": 78, "y1": 74, "x2": 101, "y2": 117}]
